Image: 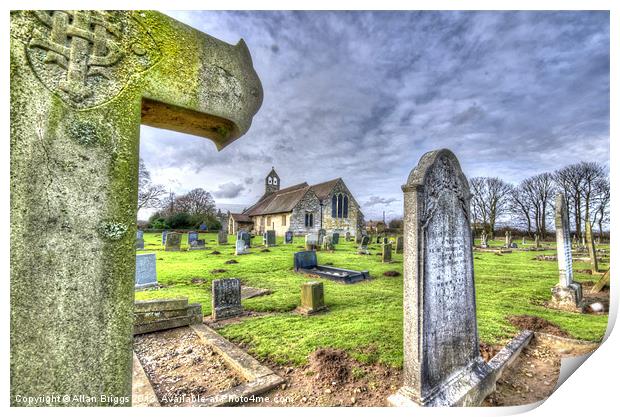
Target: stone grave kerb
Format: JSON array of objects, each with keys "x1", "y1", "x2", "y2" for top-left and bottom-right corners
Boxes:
[{"x1": 10, "y1": 10, "x2": 262, "y2": 405}]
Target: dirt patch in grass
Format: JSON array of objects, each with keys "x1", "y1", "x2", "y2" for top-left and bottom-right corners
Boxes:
[
  {"x1": 507, "y1": 315, "x2": 569, "y2": 337},
  {"x1": 383, "y1": 270, "x2": 400, "y2": 277},
  {"x1": 224, "y1": 259, "x2": 238, "y2": 264},
  {"x1": 261, "y1": 248, "x2": 271, "y2": 252},
  {"x1": 210, "y1": 250, "x2": 221, "y2": 255},
  {"x1": 210, "y1": 269, "x2": 227, "y2": 274},
  {"x1": 484, "y1": 334, "x2": 598, "y2": 406},
  {"x1": 242, "y1": 349, "x2": 402, "y2": 407},
  {"x1": 190, "y1": 277, "x2": 206, "y2": 284},
  {"x1": 575, "y1": 269, "x2": 593, "y2": 275},
  {"x1": 134, "y1": 327, "x2": 243, "y2": 406}
]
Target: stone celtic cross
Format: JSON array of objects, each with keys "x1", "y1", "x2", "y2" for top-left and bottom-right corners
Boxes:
[{"x1": 11, "y1": 10, "x2": 262, "y2": 405}]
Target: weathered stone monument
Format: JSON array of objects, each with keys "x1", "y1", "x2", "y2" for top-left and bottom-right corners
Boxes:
[
  {"x1": 187, "y1": 230, "x2": 199, "y2": 246},
  {"x1": 305, "y1": 233, "x2": 318, "y2": 251},
  {"x1": 135, "y1": 230, "x2": 144, "y2": 250},
  {"x1": 263, "y1": 229, "x2": 276, "y2": 247},
  {"x1": 550, "y1": 193, "x2": 582, "y2": 310},
  {"x1": 237, "y1": 230, "x2": 251, "y2": 248},
  {"x1": 235, "y1": 239, "x2": 249, "y2": 255},
  {"x1": 134, "y1": 298, "x2": 202, "y2": 334},
  {"x1": 296, "y1": 282, "x2": 327, "y2": 315},
  {"x1": 534, "y1": 233, "x2": 540, "y2": 248},
  {"x1": 212, "y1": 278, "x2": 243, "y2": 320},
  {"x1": 585, "y1": 220, "x2": 599, "y2": 273},
  {"x1": 218, "y1": 229, "x2": 228, "y2": 245},
  {"x1": 164, "y1": 231, "x2": 181, "y2": 251},
  {"x1": 358, "y1": 235, "x2": 370, "y2": 255},
  {"x1": 331, "y1": 232, "x2": 340, "y2": 245},
  {"x1": 162, "y1": 230, "x2": 168, "y2": 245},
  {"x1": 318, "y1": 229, "x2": 326, "y2": 248},
  {"x1": 382, "y1": 242, "x2": 392, "y2": 263},
  {"x1": 389, "y1": 149, "x2": 495, "y2": 407},
  {"x1": 396, "y1": 236, "x2": 404, "y2": 254},
  {"x1": 284, "y1": 230, "x2": 293, "y2": 244},
  {"x1": 480, "y1": 230, "x2": 488, "y2": 248},
  {"x1": 522, "y1": 237, "x2": 526, "y2": 245},
  {"x1": 135, "y1": 253, "x2": 157, "y2": 289},
  {"x1": 322, "y1": 234, "x2": 334, "y2": 251},
  {"x1": 10, "y1": 10, "x2": 262, "y2": 405}
]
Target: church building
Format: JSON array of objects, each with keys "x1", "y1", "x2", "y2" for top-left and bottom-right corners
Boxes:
[{"x1": 228, "y1": 168, "x2": 364, "y2": 237}]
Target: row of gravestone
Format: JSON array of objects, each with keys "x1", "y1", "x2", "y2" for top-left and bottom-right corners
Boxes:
[{"x1": 135, "y1": 230, "x2": 229, "y2": 251}]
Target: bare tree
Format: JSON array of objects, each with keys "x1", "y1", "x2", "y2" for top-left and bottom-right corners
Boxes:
[
  {"x1": 509, "y1": 185, "x2": 533, "y2": 236},
  {"x1": 578, "y1": 162, "x2": 606, "y2": 223},
  {"x1": 137, "y1": 159, "x2": 167, "y2": 211},
  {"x1": 554, "y1": 164, "x2": 583, "y2": 239},
  {"x1": 591, "y1": 177, "x2": 610, "y2": 239},
  {"x1": 521, "y1": 173, "x2": 555, "y2": 238},
  {"x1": 469, "y1": 177, "x2": 511, "y2": 239}
]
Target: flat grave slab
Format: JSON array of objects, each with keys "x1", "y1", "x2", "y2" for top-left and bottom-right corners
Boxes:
[{"x1": 294, "y1": 251, "x2": 370, "y2": 284}]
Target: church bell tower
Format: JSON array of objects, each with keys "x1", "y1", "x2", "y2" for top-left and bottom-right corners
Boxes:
[{"x1": 265, "y1": 167, "x2": 280, "y2": 195}]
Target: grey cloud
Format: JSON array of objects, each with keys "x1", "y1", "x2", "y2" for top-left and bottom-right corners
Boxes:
[
  {"x1": 140, "y1": 10, "x2": 609, "y2": 222},
  {"x1": 365, "y1": 196, "x2": 399, "y2": 207},
  {"x1": 213, "y1": 182, "x2": 246, "y2": 199}
]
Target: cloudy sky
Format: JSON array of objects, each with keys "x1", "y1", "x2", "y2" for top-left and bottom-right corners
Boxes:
[{"x1": 138, "y1": 11, "x2": 609, "y2": 221}]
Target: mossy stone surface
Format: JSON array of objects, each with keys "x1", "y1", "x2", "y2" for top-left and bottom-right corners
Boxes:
[{"x1": 10, "y1": 10, "x2": 262, "y2": 405}]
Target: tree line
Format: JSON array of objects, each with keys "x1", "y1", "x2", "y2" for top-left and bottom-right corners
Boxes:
[
  {"x1": 138, "y1": 159, "x2": 222, "y2": 230},
  {"x1": 470, "y1": 161, "x2": 609, "y2": 240}
]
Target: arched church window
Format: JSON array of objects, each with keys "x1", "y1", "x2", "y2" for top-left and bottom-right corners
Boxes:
[
  {"x1": 343, "y1": 195, "x2": 349, "y2": 218},
  {"x1": 332, "y1": 195, "x2": 337, "y2": 217},
  {"x1": 337, "y1": 194, "x2": 343, "y2": 218}
]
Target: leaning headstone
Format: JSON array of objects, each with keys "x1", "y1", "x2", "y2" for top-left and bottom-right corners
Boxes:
[
  {"x1": 263, "y1": 230, "x2": 276, "y2": 247},
  {"x1": 305, "y1": 233, "x2": 319, "y2": 251},
  {"x1": 188, "y1": 231, "x2": 199, "y2": 246},
  {"x1": 135, "y1": 230, "x2": 145, "y2": 250},
  {"x1": 318, "y1": 229, "x2": 326, "y2": 249},
  {"x1": 218, "y1": 229, "x2": 228, "y2": 245},
  {"x1": 358, "y1": 235, "x2": 370, "y2": 255},
  {"x1": 550, "y1": 193, "x2": 582, "y2": 310},
  {"x1": 212, "y1": 278, "x2": 243, "y2": 320},
  {"x1": 135, "y1": 253, "x2": 158, "y2": 289},
  {"x1": 382, "y1": 243, "x2": 392, "y2": 263},
  {"x1": 585, "y1": 221, "x2": 599, "y2": 273},
  {"x1": 396, "y1": 236, "x2": 404, "y2": 254},
  {"x1": 389, "y1": 149, "x2": 495, "y2": 407},
  {"x1": 10, "y1": 10, "x2": 262, "y2": 404},
  {"x1": 322, "y1": 234, "x2": 334, "y2": 251},
  {"x1": 235, "y1": 239, "x2": 249, "y2": 255},
  {"x1": 164, "y1": 232, "x2": 181, "y2": 251},
  {"x1": 162, "y1": 230, "x2": 168, "y2": 245},
  {"x1": 331, "y1": 232, "x2": 340, "y2": 245},
  {"x1": 284, "y1": 230, "x2": 294, "y2": 244},
  {"x1": 297, "y1": 282, "x2": 327, "y2": 315}
]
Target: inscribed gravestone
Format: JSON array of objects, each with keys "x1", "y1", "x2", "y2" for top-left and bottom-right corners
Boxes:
[
  {"x1": 284, "y1": 230, "x2": 293, "y2": 244},
  {"x1": 135, "y1": 230, "x2": 144, "y2": 250},
  {"x1": 322, "y1": 234, "x2": 334, "y2": 251},
  {"x1": 551, "y1": 193, "x2": 582, "y2": 309},
  {"x1": 218, "y1": 229, "x2": 228, "y2": 245},
  {"x1": 388, "y1": 149, "x2": 494, "y2": 407},
  {"x1": 237, "y1": 230, "x2": 251, "y2": 248},
  {"x1": 10, "y1": 10, "x2": 262, "y2": 404},
  {"x1": 264, "y1": 229, "x2": 276, "y2": 246},
  {"x1": 332, "y1": 232, "x2": 339, "y2": 245},
  {"x1": 382, "y1": 243, "x2": 392, "y2": 263},
  {"x1": 396, "y1": 236, "x2": 403, "y2": 254},
  {"x1": 135, "y1": 253, "x2": 157, "y2": 289},
  {"x1": 318, "y1": 229, "x2": 326, "y2": 248},
  {"x1": 188, "y1": 231, "x2": 199, "y2": 246},
  {"x1": 358, "y1": 235, "x2": 370, "y2": 254},
  {"x1": 212, "y1": 278, "x2": 242, "y2": 320},
  {"x1": 164, "y1": 232, "x2": 181, "y2": 251}
]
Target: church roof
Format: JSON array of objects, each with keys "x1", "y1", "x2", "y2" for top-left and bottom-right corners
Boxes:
[
  {"x1": 243, "y1": 178, "x2": 345, "y2": 217},
  {"x1": 230, "y1": 213, "x2": 253, "y2": 223}
]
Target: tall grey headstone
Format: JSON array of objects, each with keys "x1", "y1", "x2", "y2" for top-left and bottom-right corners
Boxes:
[
  {"x1": 551, "y1": 193, "x2": 582, "y2": 309},
  {"x1": 396, "y1": 236, "x2": 404, "y2": 254},
  {"x1": 318, "y1": 229, "x2": 326, "y2": 248},
  {"x1": 212, "y1": 278, "x2": 242, "y2": 320},
  {"x1": 164, "y1": 232, "x2": 181, "y2": 251},
  {"x1": 135, "y1": 253, "x2": 157, "y2": 289},
  {"x1": 218, "y1": 229, "x2": 228, "y2": 245},
  {"x1": 331, "y1": 232, "x2": 340, "y2": 245},
  {"x1": 162, "y1": 230, "x2": 168, "y2": 245},
  {"x1": 135, "y1": 230, "x2": 144, "y2": 250},
  {"x1": 389, "y1": 149, "x2": 494, "y2": 407},
  {"x1": 382, "y1": 243, "x2": 392, "y2": 263}
]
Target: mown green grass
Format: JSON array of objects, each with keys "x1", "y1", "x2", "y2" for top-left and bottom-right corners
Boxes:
[{"x1": 134, "y1": 233, "x2": 609, "y2": 368}]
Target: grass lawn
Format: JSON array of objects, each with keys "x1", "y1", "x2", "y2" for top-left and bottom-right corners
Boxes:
[{"x1": 134, "y1": 232, "x2": 609, "y2": 368}]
